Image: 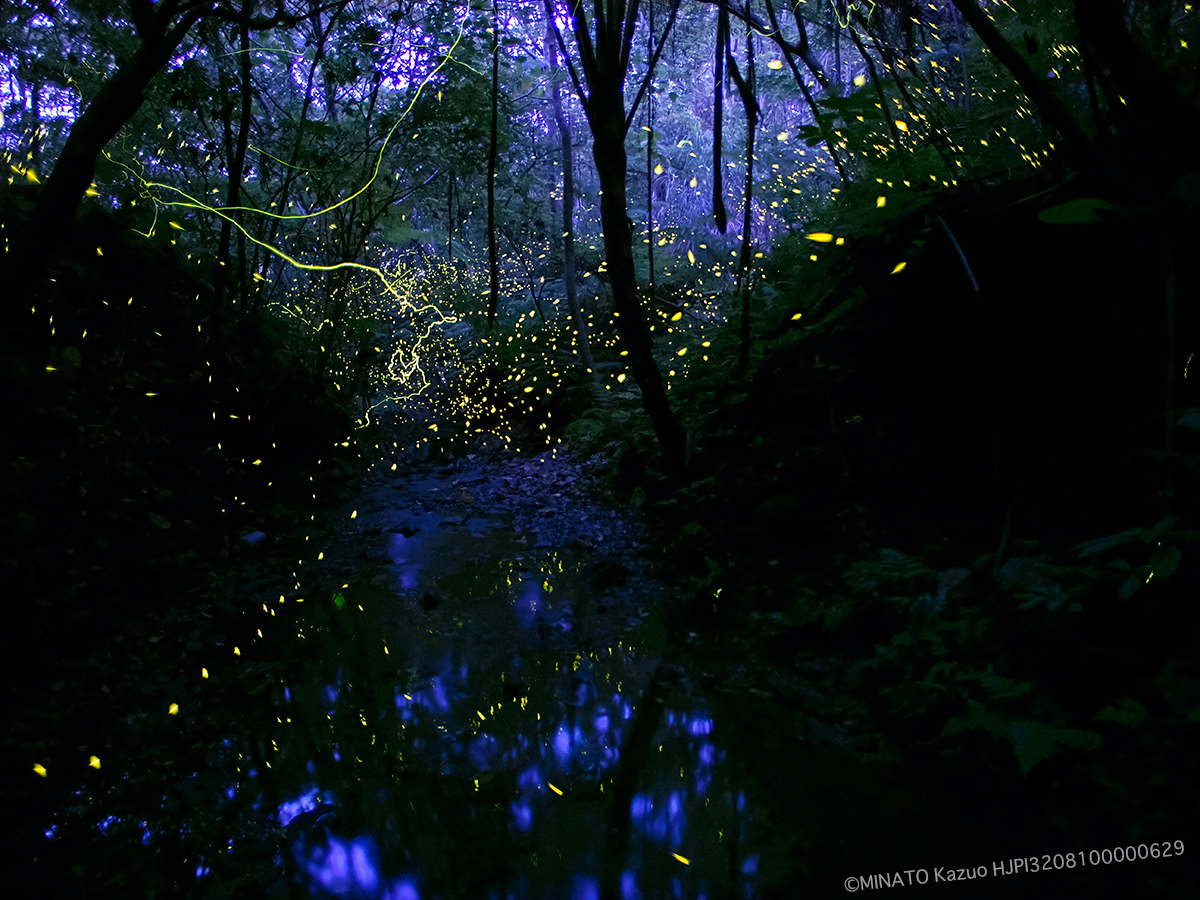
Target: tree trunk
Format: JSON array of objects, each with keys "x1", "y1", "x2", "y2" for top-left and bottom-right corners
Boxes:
[
  {"x1": 486, "y1": 0, "x2": 501, "y2": 326},
  {"x1": 589, "y1": 85, "x2": 686, "y2": 473},
  {"x1": 317, "y1": 264, "x2": 351, "y2": 379},
  {"x1": 215, "y1": 96, "x2": 236, "y2": 311},
  {"x1": 712, "y1": 5, "x2": 728, "y2": 233},
  {"x1": 729, "y1": 23, "x2": 758, "y2": 376},
  {"x1": 546, "y1": 19, "x2": 598, "y2": 386},
  {"x1": 645, "y1": 0, "x2": 655, "y2": 297},
  {"x1": 446, "y1": 170, "x2": 454, "y2": 260},
  {"x1": 215, "y1": 15, "x2": 254, "y2": 312},
  {"x1": 548, "y1": 0, "x2": 685, "y2": 471},
  {"x1": 947, "y1": 0, "x2": 970, "y2": 112},
  {"x1": 235, "y1": 15, "x2": 253, "y2": 313}
]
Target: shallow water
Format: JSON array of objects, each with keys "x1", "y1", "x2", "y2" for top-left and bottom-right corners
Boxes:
[{"x1": 233, "y1": 454, "x2": 759, "y2": 900}]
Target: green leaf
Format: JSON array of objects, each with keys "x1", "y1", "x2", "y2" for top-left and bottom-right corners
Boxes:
[
  {"x1": 1074, "y1": 517, "x2": 1177, "y2": 556},
  {"x1": 1038, "y1": 198, "x2": 1115, "y2": 224},
  {"x1": 1175, "y1": 409, "x2": 1200, "y2": 429},
  {"x1": 149, "y1": 513, "x2": 171, "y2": 529},
  {"x1": 1093, "y1": 697, "x2": 1148, "y2": 728},
  {"x1": 1119, "y1": 573, "x2": 1141, "y2": 600},
  {"x1": 1145, "y1": 516, "x2": 1179, "y2": 542},
  {"x1": 1149, "y1": 544, "x2": 1182, "y2": 580},
  {"x1": 1007, "y1": 720, "x2": 1100, "y2": 775}
]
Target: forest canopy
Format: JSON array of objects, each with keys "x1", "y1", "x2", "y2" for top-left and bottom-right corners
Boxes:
[{"x1": 7, "y1": 0, "x2": 1194, "y2": 467}]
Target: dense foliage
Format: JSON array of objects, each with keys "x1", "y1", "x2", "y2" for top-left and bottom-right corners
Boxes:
[{"x1": 2, "y1": 1, "x2": 1198, "y2": 897}]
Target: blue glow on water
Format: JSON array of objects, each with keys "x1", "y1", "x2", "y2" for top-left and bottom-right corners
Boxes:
[
  {"x1": 518, "y1": 763, "x2": 542, "y2": 791},
  {"x1": 351, "y1": 839, "x2": 379, "y2": 892},
  {"x1": 553, "y1": 725, "x2": 571, "y2": 765},
  {"x1": 572, "y1": 875, "x2": 599, "y2": 900},
  {"x1": 470, "y1": 732, "x2": 498, "y2": 769},
  {"x1": 514, "y1": 580, "x2": 540, "y2": 627},
  {"x1": 306, "y1": 835, "x2": 350, "y2": 893},
  {"x1": 621, "y1": 870, "x2": 640, "y2": 900},
  {"x1": 631, "y1": 793, "x2": 649, "y2": 819},
  {"x1": 511, "y1": 799, "x2": 533, "y2": 832},
  {"x1": 382, "y1": 877, "x2": 420, "y2": 900},
  {"x1": 279, "y1": 786, "x2": 320, "y2": 826}
]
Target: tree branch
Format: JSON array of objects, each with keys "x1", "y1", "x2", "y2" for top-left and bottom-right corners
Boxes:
[{"x1": 624, "y1": 0, "x2": 680, "y2": 132}]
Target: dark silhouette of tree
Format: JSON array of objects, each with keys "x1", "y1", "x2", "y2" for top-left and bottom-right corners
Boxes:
[{"x1": 545, "y1": 0, "x2": 686, "y2": 473}]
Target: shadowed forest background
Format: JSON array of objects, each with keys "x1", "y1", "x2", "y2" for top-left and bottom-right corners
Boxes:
[{"x1": 1, "y1": 1, "x2": 1198, "y2": 898}]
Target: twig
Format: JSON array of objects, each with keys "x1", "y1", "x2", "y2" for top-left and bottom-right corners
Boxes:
[{"x1": 937, "y1": 215, "x2": 980, "y2": 292}]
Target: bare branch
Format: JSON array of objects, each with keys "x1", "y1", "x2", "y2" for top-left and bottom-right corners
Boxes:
[{"x1": 624, "y1": 0, "x2": 680, "y2": 132}]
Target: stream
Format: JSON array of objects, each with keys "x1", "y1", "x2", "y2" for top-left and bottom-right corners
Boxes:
[{"x1": 231, "y1": 443, "x2": 762, "y2": 900}]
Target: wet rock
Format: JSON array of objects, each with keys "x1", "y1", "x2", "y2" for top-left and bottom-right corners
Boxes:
[{"x1": 422, "y1": 592, "x2": 442, "y2": 612}]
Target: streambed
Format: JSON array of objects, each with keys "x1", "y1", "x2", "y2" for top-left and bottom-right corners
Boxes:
[{"x1": 249, "y1": 446, "x2": 760, "y2": 900}]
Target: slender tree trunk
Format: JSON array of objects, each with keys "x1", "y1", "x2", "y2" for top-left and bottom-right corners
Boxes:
[
  {"x1": 215, "y1": 98, "x2": 236, "y2": 311},
  {"x1": 486, "y1": 0, "x2": 501, "y2": 326},
  {"x1": 1165, "y1": 238, "x2": 1177, "y2": 514},
  {"x1": 446, "y1": 170, "x2": 453, "y2": 260},
  {"x1": 589, "y1": 84, "x2": 686, "y2": 473},
  {"x1": 546, "y1": 19, "x2": 598, "y2": 385},
  {"x1": 235, "y1": 13, "x2": 253, "y2": 310},
  {"x1": 217, "y1": 13, "x2": 255, "y2": 312},
  {"x1": 948, "y1": 0, "x2": 970, "y2": 112},
  {"x1": 712, "y1": 6, "x2": 728, "y2": 233},
  {"x1": 29, "y1": 81, "x2": 43, "y2": 168},
  {"x1": 317, "y1": 264, "x2": 350, "y2": 379},
  {"x1": 645, "y1": 0, "x2": 655, "y2": 297},
  {"x1": 548, "y1": 0, "x2": 685, "y2": 472},
  {"x1": 729, "y1": 20, "x2": 758, "y2": 377},
  {"x1": 833, "y1": 7, "x2": 842, "y2": 88}
]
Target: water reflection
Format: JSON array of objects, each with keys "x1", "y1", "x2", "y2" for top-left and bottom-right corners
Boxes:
[
  {"x1": 248, "y1": 492, "x2": 756, "y2": 899},
  {"x1": 42, "y1": 466, "x2": 757, "y2": 899}
]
